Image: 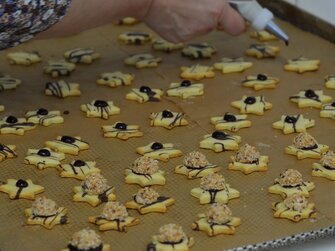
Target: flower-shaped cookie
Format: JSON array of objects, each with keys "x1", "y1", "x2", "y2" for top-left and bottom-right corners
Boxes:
[
  {"x1": 96, "y1": 71, "x2": 134, "y2": 88},
  {"x1": 272, "y1": 115, "x2": 315, "y2": 134},
  {"x1": 199, "y1": 131, "x2": 241, "y2": 153},
  {"x1": 175, "y1": 151, "x2": 221, "y2": 179},
  {"x1": 180, "y1": 64, "x2": 215, "y2": 80},
  {"x1": 81, "y1": 100, "x2": 120, "y2": 119},
  {"x1": 89, "y1": 201, "x2": 139, "y2": 232},
  {"x1": 126, "y1": 187, "x2": 174, "y2": 214},
  {"x1": 213, "y1": 57, "x2": 253, "y2": 74},
  {"x1": 118, "y1": 31, "x2": 152, "y2": 45},
  {"x1": 285, "y1": 132, "x2": 329, "y2": 159},
  {"x1": 147, "y1": 224, "x2": 194, "y2": 251},
  {"x1": 167, "y1": 80, "x2": 204, "y2": 99},
  {"x1": 24, "y1": 148, "x2": 65, "y2": 170},
  {"x1": 25, "y1": 108, "x2": 64, "y2": 126},
  {"x1": 73, "y1": 173, "x2": 116, "y2": 207},
  {"x1": 136, "y1": 142, "x2": 183, "y2": 162},
  {"x1": 289, "y1": 89, "x2": 332, "y2": 109},
  {"x1": 0, "y1": 74, "x2": 21, "y2": 91},
  {"x1": 242, "y1": 74, "x2": 279, "y2": 90},
  {"x1": 59, "y1": 160, "x2": 101, "y2": 180},
  {"x1": 228, "y1": 144, "x2": 269, "y2": 174},
  {"x1": 191, "y1": 174, "x2": 240, "y2": 204},
  {"x1": 320, "y1": 102, "x2": 335, "y2": 120},
  {"x1": 125, "y1": 156, "x2": 166, "y2": 187},
  {"x1": 124, "y1": 53, "x2": 162, "y2": 68},
  {"x1": 268, "y1": 169, "x2": 315, "y2": 198},
  {"x1": 64, "y1": 48, "x2": 100, "y2": 64},
  {"x1": 284, "y1": 57, "x2": 320, "y2": 73},
  {"x1": 182, "y1": 43, "x2": 216, "y2": 59},
  {"x1": 43, "y1": 60, "x2": 76, "y2": 78},
  {"x1": 150, "y1": 110, "x2": 188, "y2": 129},
  {"x1": 0, "y1": 115, "x2": 36, "y2": 135},
  {"x1": 7, "y1": 51, "x2": 42, "y2": 65},
  {"x1": 231, "y1": 95, "x2": 272, "y2": 115},
  {"x1": 25, "y1": 196, "x2": 68, "y2": 229},
  {"x1": 245, "y1": 44, "x2": 280, "y2": 58},
  {"x1": 126, "y1": 86, "x2": 164, "y2": 103},
  {"x1": 192, "y1": 203, "x2": 241, "y2": 236},
  {"x1": 325, "y1": 74, "x2": 335, "y2": 89},
  {"x1": 45, "y1": 80, "x2": 81, "y2": 98},
  {"x1": 45, "y1": 136, "x2": 89, "y2": 155},
  {"x1": 102, "y1": 121, "x2": 143, "y2": 140},
  {"x1": 210, "y1": 112, "x2": 251, "y2": 132},
  {"x1": 0, "y1": 179, "x2": 44, "y2": 200},
  {"x1": 249, "y1": 31, "x2": 278, "y2": 41},
  {"x1": 272, "y1": 193, "x2": 316, "y2": 222},
  {"x1": 312, "y1": 151, "x2": 335, "y2": 180},
  {"x1": 0, "y1": 143, "x2": 17, "y2": 162},
  {"x1": 152, "y1": 38, "x2": 184, "y2": 52}
]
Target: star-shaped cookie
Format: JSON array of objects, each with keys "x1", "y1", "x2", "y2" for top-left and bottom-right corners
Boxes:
[
  {"x1": 272, "y1": 115, "x2": 315, "y2": 134},
  {"x1": 167, "y1": 80, "x2": 204, "y2": 99},
  {"x1": 289, "y1": 89, "x2": 332, "y2": 109},
  {"x1": 64, "y1": 48, "x2": 100, "y2": 64},
  {"x1": 59, "y1": 160, "x2": 100, "y2": 180},
  {"x1": 150, "y1": 110, "x2": 188, "y2": 129},
  {"x1": 45, "y1": 136, "x2": 89, "y2": 155},
  {"x1": 136, "y1": 142, "x2": 183, "y2": 162},
  {"x1": 24, "y1": 148, "x2": 65, "y2": 170},
  {"x1": 126, "y1": 86, "x2": 164, "y2": 103},
  {"x1": 118, "y1": 31, "x2": 152, "y2": 45},
  {"x1": 199, "y1": 131, "x2": 241, "y2": 153},
  {"x1": 124, "y1": 53, "x2": 162, "y2": 68},
  {"x1": 284, "y1": 57, "x2": 320, "y2": 73},
  {"x1": 152, "y1": 38, "x2": 184, "y2": 52},
  {"x1": 242, "y1": 74, "x2": 279, "y2": 90},
  {"x1": 0, "y1": 179, "x2": 44, "y2": 200},
  {"x1": 7, "y1": 51, "x2": 42, "y2": 65},
  {"x1": 245, "y1": 44, "x2": 280, "y2": 59},
  {"x1": 180, "y1": 64, "x2": 215, "y2": 80},
  {"x1": 81, "y1": 100, "x2": 120, "y2": 119},
  {"x1": 45, "y1": 80, "x2": 81, "y2": 98},
  {"x1": 325, "y1": 74, "x2": 335, "y2": 89},
  {"x1": 102, "y1": 121, "x2": 143, "y2": 140},
  {"x1": 0, "y1": 143, "x2": 17, "y2": 162},
  {"x1": 73, "y1": 184, "x2": 116, "y2": 207},
  {"x1": 228, "y1": 154, "x2": 269, "y2": 174},
  {"x1": 210, "y1": 112, "x2": 251, "y2": 132},
  {"x1": 312, "y1": 151, "x2": 335, "y2": 180},
  {"x1": 181, "y1": 43, "x2": 216, "y2": 59},
  {"x1": 249, "y1": 31, "x2": 278, "y2": 41},
  {"x1": 0, "y1": 74, "x2": 21, "y2": 91},
  {"x1": 96, "y1": 71, "x2": 134, "y2": 88},
  {"x1": 43, "y1": 60, "x2": 76, "y2": 78},
  {"x1": 213, "y1": 57, "x2": 253, "y2": 74},
  {"x1": 125, "y1": 168, "x2": 166, "y2": 187},
  {"x1": 231, "y1": 95, "x2": 272, "y2": 115},
  {"x1": 320, "y1": 102, "x2": 335, "y2": 120},
  {"x1": 25, "y1": 108, "x2": 64, "y2": 126},
  {"x1": 0, "y1": 115, "x2": 36, "y2": 135}
]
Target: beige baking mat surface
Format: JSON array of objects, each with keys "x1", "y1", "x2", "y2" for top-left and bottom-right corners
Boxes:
[{"x1": 0, "y1": 19, "x2": 335, "y2": 251}]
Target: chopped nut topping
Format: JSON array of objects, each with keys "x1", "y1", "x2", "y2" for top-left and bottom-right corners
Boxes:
[
  {"x1": 200, "y1": 173, "x2": 226, "y2": 191},
  {"x1": 284, "y1": 193, "x2": 308, "y2": 212},
  {"x1": 32, "y1": 196, "x2": 58, "y2": 216},
  {"x1": 320, "y1": 151, "x2": 335, "y2": 169},
  {"x1": 157, "y1": 223, "x2": 186, "y2": 243},
  {"x1": 81, "y1": 173, "x2": 109, "y2": 195},
  {"x1": 276, "y1": 169, "x2": 303, "y2": 187},
  {"x1": 183, "y1": 151, "x2": 209, "y2": 168},
  {"x1": 135, "y1": 187, "x2": 159, "y2": 205},
  {"x1": 206, "y1": 202, "x2": 232, "y2": 224},
  {"x1": 293, "y1": 132, "x2": 317, "y2": 149},
  {"x1": 69, "y1": 228, "x2": 102, "y2": 250},
  {"x1": 101, "y1": 201, "x2": 128, "y2": 221},
  {"x1": 235, "y1": 144, "x2": 260, "y2": 163},
  {"x1": 131, "y1": 156, "x2": 159, "y2": 174}
]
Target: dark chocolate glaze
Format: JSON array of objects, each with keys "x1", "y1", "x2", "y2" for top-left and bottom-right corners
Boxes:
[
  {"x1": 37, "y1": 149, "x2": 51, "y2": 157},
  {"x1": 212, "y1": 131, "x2": 228, "y2": 140},
  {"x1": 180, "y1": 80, "x2": 192, "y2": 87},
  {"x1": 162, "y1": 110, "x2": 173, "y2": 118},
  {"x1": 16, "y1": 179, "x2": 28, "y2": 188},
  {"x1": 115, "y1": 122, "x2": 127, "y2": 130},
  {"x1": 285, "y1": 116, "x2": 297, "y2": 124},
  {"x1": 244, "y1": 96, "x2": 256, "y2": 105},
  {"x1": 37, "y1": 108, "x2": 49, "y2": 115},
  {"x1": 151, "y1": 142, "x2": 163, "y2": 150},
  {"x1": 0, "y1": 144, "x2": 4, "y2": 151},
  {"x1": 305, "y1": 89, "x2": 318, "y2": 99},
  {"x1": 140, "y1": 86, "x2": 152, "y2": 93},
  {"x1": 257, "y1": 74, "x2": 268, "y2": 81},
  {"x1": 68, "y1": 243, "x2": 103, "y2": 251},
  {"x1": 223, "y1": 113, "x2": 236, "y2": 122},
  {"x1": 208, "y1": 189, "x2": 220, "y2": 203},
  {"x1": 73, "y1": 160, "x2": 86, "y2": 167},
  {"x1": 301, "y1": 144, "x2": 318, "y2": 151},
  {"x1": 323, "y1": 165, "x2": 335, "y2": 170},
  {"x1": 134, "y1": 195, "x2": 170, "y2": 208},
  {"x1": 61, "y1": 136, "x2": 76, "y2": 144},
  {"x1": 94, "y1": 100, "x2": 108, "y2": 108},
  {"x1": 6, "y1": 115, "x2": 18, "y2": 124}
]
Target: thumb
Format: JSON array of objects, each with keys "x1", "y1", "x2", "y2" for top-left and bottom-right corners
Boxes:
[{"x1": 218, "y1": 2, "x2": 245, "y2": 36}]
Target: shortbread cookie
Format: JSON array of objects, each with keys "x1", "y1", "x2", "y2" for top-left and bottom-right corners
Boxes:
[
  {"x1": 210, "y1": 112, "x2": 251, "y2": 132},
  {"x1": 213, "y1": 57, "x2": 253, "y2": 74},
  {"x1": 80, "y1": 100, "x2": 120, "y2": 119},
  {"x1": 136, "y1": 142, "x2": 183, "y2": 162},
  {"x1": 0, "y1": 115, "x2": 36, "y2": 135},
  {"x1": 61, "y1": 228, "x2": 110, "y2": 251},
  {"x1": 312, "y1": 151, "x2": 335, "y2": 180},
  {"x1": 126, "y1": 86, "x2": 164, "y2": 103},
  {"x1": 269, "y1": 169, "x2": 315, "y2": 198},
  {"x1": 64, "y1": 48, "x2": 100, "y2": 64},
  {"x1": 0, "y1": 143, "x2": 17, "y2": 162},
  {"x1": 25, "y1": 108, "x2": 64, "y2": 126},
  {"x1": 231, "y1": 95, "x2": 272, "y2": 115},
  {"x1": 59, "y1": 160, "x2": 100, "y2": 180},
  {"x1": 228, "y1": 144, "x2": 269, "y2": 174},
  {"x1": 325, "y1": 74, "x2": 335, "y2": 89},
  {"x1": 44, "y1": 60, "x2": 76, "y2": 78},
  {"x1": 272, "y1": 115, "x2": 315, "y2": 134},
  {"x1": 45, "y1": 136, "x2": 89, "y2": 155},
  {"x1": 115, "y1": 17, "x2": 139, "y2": 25},
  {"x1": 124, "y1": 53, "x2": 162, "y2": 68},
  {"x1": 152, "y1": 38, "x2": 184, "y2": 52},
  {"x1": 250, "y1": 31, "x2": 278, "y2": 41},
  {"x1": 199, "y1": 131, "x2": 241, "y2": 153},
  {"x1": 192, "y1": 203, "x2": 241, "y2": 236},
  {"x1": 125, "y1": 156, "x2": 166, "y2": 187},
  {"x1": 147, "y1": 224, "x2": 194, "y2": 251},
  {"x1": 0, "y1": 179, "x2": 44, "y2": 200},
  {"x1": 150, "y1": 110, "x2": 188, "y2": 129},
  {"x1": 25, "y1": 196, "x2": 68, "y2": 229},
  {"x1": 175, "y1": 151, "x2": 221, "y2": 179},
  {"x1": 89, "y1": 201, "x2": 139, "y2": 232},
  {"x1": 285, "y1": 132, "x2": 329, "y2": 159},
  {"x1": 24, "y1": 148, "x2": 65, "y2": 170},
  {"x1": 242, "y1": 74, "x2": 279, "y2": 90},
  {"x1": 167, "y1": 80, "x2": 204, "y2": 99},
  {"x1": 126, "y1": 187, "x2": 174, "y2": 214},
  {"x1": 73, "y1": 173, "x2": 116, "y2": 207},
  {"x1": 180, "y1": 64, "x2": 215, "y2": 80},
  {"x1": 0, "y1": 105, "x2": 4, "y2": 112},
  {"x1": 245, "y1": 44, "x2": 280, "y2": 58},
  {"x1": 45, "y1": 80, "x2": 81, "y2": 98},
  {"x1": 191, "y1": 174, "x2": 240, "y2": 204},
  {"x1": 289, "y1": 89, "x2": 332, "y2": 109},
  {"x1": 320, "y1": 102, "x2": 335, "y2": 120},
  {"x1": 272, "y1": 193, "x2": 316, "y2": 222},
  {"x1": 102, "y1": 121, "x2": 143, "y2": 140},
  {"x1": 0, "y1": 74, "x2": 21, "y2": 91},
  {"x1": 96, "y1": 71, "x2": 134, "y2": 88},
  {"x1": 7, "y1": 51, "x2": 41, "y2": 65},
  {"x1": 284, "y1": 57, "x2": 320, "y2": 73},
  {"x1": 118, "y1": 31, "x2": 152, "y2": 45},
  {"x1": 182, "y1": 43, "x2": 216, "y2": 59}
]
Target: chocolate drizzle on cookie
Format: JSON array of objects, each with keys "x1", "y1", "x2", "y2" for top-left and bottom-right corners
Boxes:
[
  {"x1": 68, "y1": 244, "x2": 103, "y2": 251},
  {"x1": 15, "y1": 179, "x2": 28, "y2": 199},
  {"x1": 285, "y1": 115, "x2": 299, "y2": 132},
  {"x1": 139, "y1": 86, "x2": 159, "y2": 102},
  {"x1": 305, "y1": 89, "x2": 319, "y2": 100},
  {"x1": 301, "y1": 144, "x2": 318, "y2": 151}
]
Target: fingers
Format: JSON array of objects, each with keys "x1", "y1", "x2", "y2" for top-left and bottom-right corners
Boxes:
[{"x1": 218, "y1": 3, "x2": 246, "y2": 36}]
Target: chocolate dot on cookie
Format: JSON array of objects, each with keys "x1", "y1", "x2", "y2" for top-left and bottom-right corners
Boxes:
[
  {"x1": 181, "y1": 80, "x2": 192, "y2": 87},
  {"x1": 244, "y1": 96, "x2": 256, "y2": 105},
  {"x1": 115, "y1": 122, "x2": 127, "y2": 130},
  {"x1": 0, "y1": 144, "x2": 4, "y2": 151},
  {"x1": 224, "y1": 113, "x2": 236, "y2": 122},
  {"x1": 162, "y1": 110, "x2": 173, "y2": 118},
  {"x1": 212, "y1": 131, "x2": 227, "y2": 140},
  {"x1": 16, "y1": 179, "x2": 28, "y2": 188},
  {"x1": 151, "y1": 142, "x2": 163, "y2": 150},
  {"x1": 285, "y1": 116, "x2": 297, "y2": 124},
  {"x1": 73, "y1": 160, "x2": 86, "y2": 167},
  {"x1": 6, "y1": 115, "x2": 18, "y2": 124},
  {"x1": 61, "y1": 136, "x2": 76, "y2": 144},
  {"x1": 37, "y1": 108, "x2": 49, "y2": 115},
  {"x1": 139, "y1": 86, "x2": 152, "y2": 93},
  {"x1": 94, "y1": 100, "x2": 108, "y2": 108},
  {"x1": 305, "y1": 89, "x2": 318, "y2": 99},
  {"x1": 37, "y1": 149, "x2": 51, "y2": 157},
  {"x1": 257, "y1": 74, "x2": 268, "y2": 81}
]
